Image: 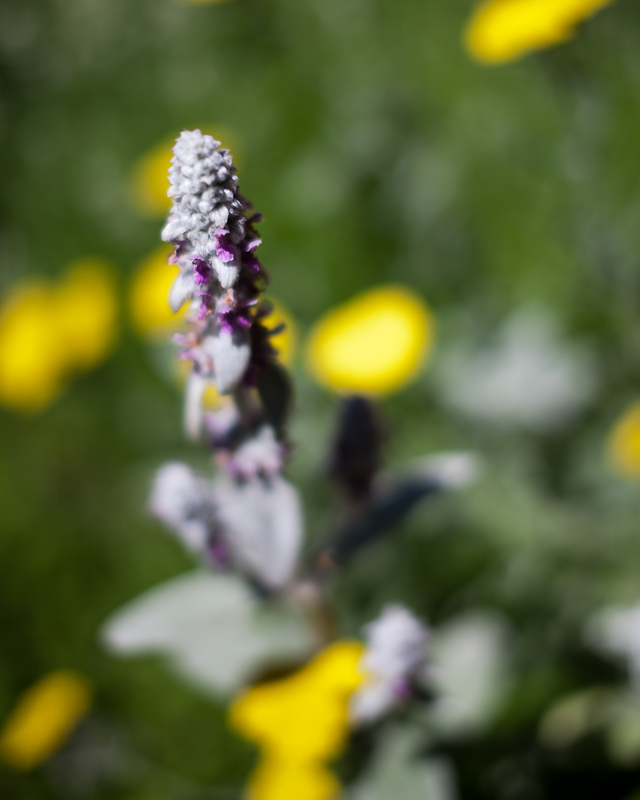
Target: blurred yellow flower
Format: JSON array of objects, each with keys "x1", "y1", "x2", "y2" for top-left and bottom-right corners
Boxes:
[
  {"x1": 54, "y1": 260, "x2": 118, "y2": 371},
  {"x1": 608, "y1": 402, "x2": 640, "y2": 479},
  {"x1": 465, "y1": 0, "x2": 616, "y2": 63},
  {"x1": 0, "y1": 671, "x2": 92, "y2": 771},
  {"x1": 264, "y1": 301, "x2": 297, "y2": 367},
  {"x1": 230, "y1": 641, "x2": 364, "y2": 800},
  {"x1": 129, "y1": 245, "x2": 186, "y2": 336},
  {"x1": 306, "y1": 286, "x2": 434, "y2": 396},
  {"x1": 129, "y1": 128, "x2": 239, "y2": 218},
  {"x1": 0, "y1": 260, "x2": 117, "y2": 413}
]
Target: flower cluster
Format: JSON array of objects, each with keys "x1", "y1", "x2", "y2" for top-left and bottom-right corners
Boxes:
[
  {"x1": 109, "y1": 128, "x2": 478, "y2": 800},
  {"x1": 162, "y1": 130, "x2": 272, "y2": 414},
  {"x1": 151, "y1": 130, "x2": 300, "y2": 592}
]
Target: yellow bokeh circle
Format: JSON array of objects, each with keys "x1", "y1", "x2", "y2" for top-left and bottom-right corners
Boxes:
[
  {"x1": 0, "y1": 260, "x2": 117, "y2": 413},
  {"x1": 129, "y1": 245, "x2": 187, "y2": 337},
  {"x1": 607, "y1": 401, "x2": 640, "y2": 479},
  {"x1": 464, "y1": 0, "x2": 615, "y2": 64},
  {"x1": 306, "y1": 285, "x2": 434, "y2": 396},
  {"x1": 263, "y1": 300, "x2": 297, "y2": 367},
  {"x1": 0, "y1": 670, "x2": 92, "y2": 771}
]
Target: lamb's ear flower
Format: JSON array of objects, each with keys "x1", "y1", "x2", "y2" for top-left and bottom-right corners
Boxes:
[
  {"x1": 465, "y1": 0, "x2": 616, "y2": 64},
  {"x1": 129, "y1": 245, "x2": 188, "y2": 336},
  {"x1": 0, "y1": 671, "x2": 91, "y2": 771},
  {"x1": 607, "y1": 402, "x2": 640, "y2": 479},
  {"x1": 0, "y1": 261, "x2": 117, "y2": 413},
  {"x1": 214, "y1": 472, "x2": 303, "y2": 590},
  {"x1": 230, "y1": 641, "x2": 364, "y2": 800},
  {"x1": 351, "y1": 605, "x2": 430, "y2": 725},
  {"x1": 306, "y1": 286, "x2": 434, "y2": 396},
  {"x1": 129, "y1": 129, "x2": 239, "y2": 218}
]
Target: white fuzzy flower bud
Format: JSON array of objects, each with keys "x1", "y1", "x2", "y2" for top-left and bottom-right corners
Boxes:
[
  {"x1": 149, "y1": 462, "x2": 218, "y2": 555},
  {"x1": 351, "y1": 604, "x2": 430, "y2": 724},
  {"x1": 161, "y1": 129, "x2": 246, "y2": 293}
]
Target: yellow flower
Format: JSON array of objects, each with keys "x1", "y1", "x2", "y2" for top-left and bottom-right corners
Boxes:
[
  {"x1": 306, "y1": 286, "x2": 434, "y2": 396},
  {"x1": 129, "y1": 245, "x2": 186, "y2": 336},
  {"x1": 0, "y1": 671, "x2": 92, "y2": 771},
  {"x1": 263, "y1": 301, "x2": 297, "y2": 367},
  {"x1": 229, "y1": 641, "x2": 364, "y2": 800},
  {"x1": 607, "y1": 402, "x2": 640, "y2": 478},
  {"x1": 0, "y1": 260, "x2": 117, "y2": 412},
  {"x1": 53, "y1": 260, "x2": 118, "y2": 371},
  {"x1": 129, "y1": 129, "x2": 239, "y2": 218},
  {"x1": 465, "y1": 0, "x2": 616, "y2": 64}
]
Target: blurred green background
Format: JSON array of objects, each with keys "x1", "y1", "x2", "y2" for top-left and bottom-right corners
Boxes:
[{"x1": 3, "y1": 0, "x2": 640, "y2": 796}]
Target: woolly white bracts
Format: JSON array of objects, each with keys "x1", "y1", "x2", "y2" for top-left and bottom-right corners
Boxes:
[
  {"x1": 351, "y1": 604, "x2": 430, "y2": 724},
  {"x1": 162, "y1": 129, "x2": 247, "y2": 290}
]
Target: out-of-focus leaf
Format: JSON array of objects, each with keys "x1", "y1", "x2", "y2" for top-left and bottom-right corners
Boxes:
[
  {"x1": 348, "y1": 724, "x2": 456, "y2": 800},
  {"x1": 435, "y1": 308, "x2": 597, "y2": 432},
  {"x1": 587, "y1": 601, "x2": 640, "y2": 689},
  {"x1": 257, "y1": 360, "x2": 293, "y2": 437},
  {"x1": 101, "y1": 571, "x2": 315, "y2": 697},
  {"x1": 321, "y1": 453, "x2": 477, "y2": 566},
  {"x1": 215, "y1": 474, "x2": 303, "y2": 590},
  {"x1": 430, "y1": 612, "x2": 510, "y2": 737},
  {"x1": 328, "y1": 396, "x2": 384, "y2": 501}
]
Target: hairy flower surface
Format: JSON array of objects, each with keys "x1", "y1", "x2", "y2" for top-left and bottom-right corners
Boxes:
[
  {"x1": 351, "y1": 605, "x2": 429, "y2": 724},
  {"x1": 230, "y1": 642, "x2": 364, "y2": 800},
  {"x1": 0, "y1": 261, "x2": 117, "y2": 412},
  {"x1": 306, "y1": 286, "x2": 434, "y2": 396},
  {"x1": 0, "y1": 671, "x2": 91, "y2": 770},
  {"x1": 465, "y1": 0, "x2": 616, "y2": 63}
]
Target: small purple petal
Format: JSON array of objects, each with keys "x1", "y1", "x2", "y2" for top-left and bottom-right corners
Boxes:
[{"x1": 193, "y1": 259, "x2": 212, "y2": 285}]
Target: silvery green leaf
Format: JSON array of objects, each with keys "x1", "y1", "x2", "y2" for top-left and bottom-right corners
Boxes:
[
  {"x1": 205, "y1": 329, "x2": 251, "y2": 395},
  {"x1": 430, "y1": 612, "x2": 510, "y2": 737},
  {"x1": 435, "y1": 307, "x2": 597, "y2": 432},
  {"x1": 215, "y1": 474, "x2": 303, "y2": 590},
  {"x1": 348, "y1": 724, "x2": 456, "y2": 800},
  {"x1": 101, "y1": 570, "x2": 314, "y2": 697},
  {"x1": 402, "y1": 452, "x2": 479, "y2": 490},
  {"x1": 586, "y1": 602, "x2": 640, "y2": 689}
]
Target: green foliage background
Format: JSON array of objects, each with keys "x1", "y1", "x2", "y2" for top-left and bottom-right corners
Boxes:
[{"x1": 3, "y1": 0, "x2": 640, "y2": 796}]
